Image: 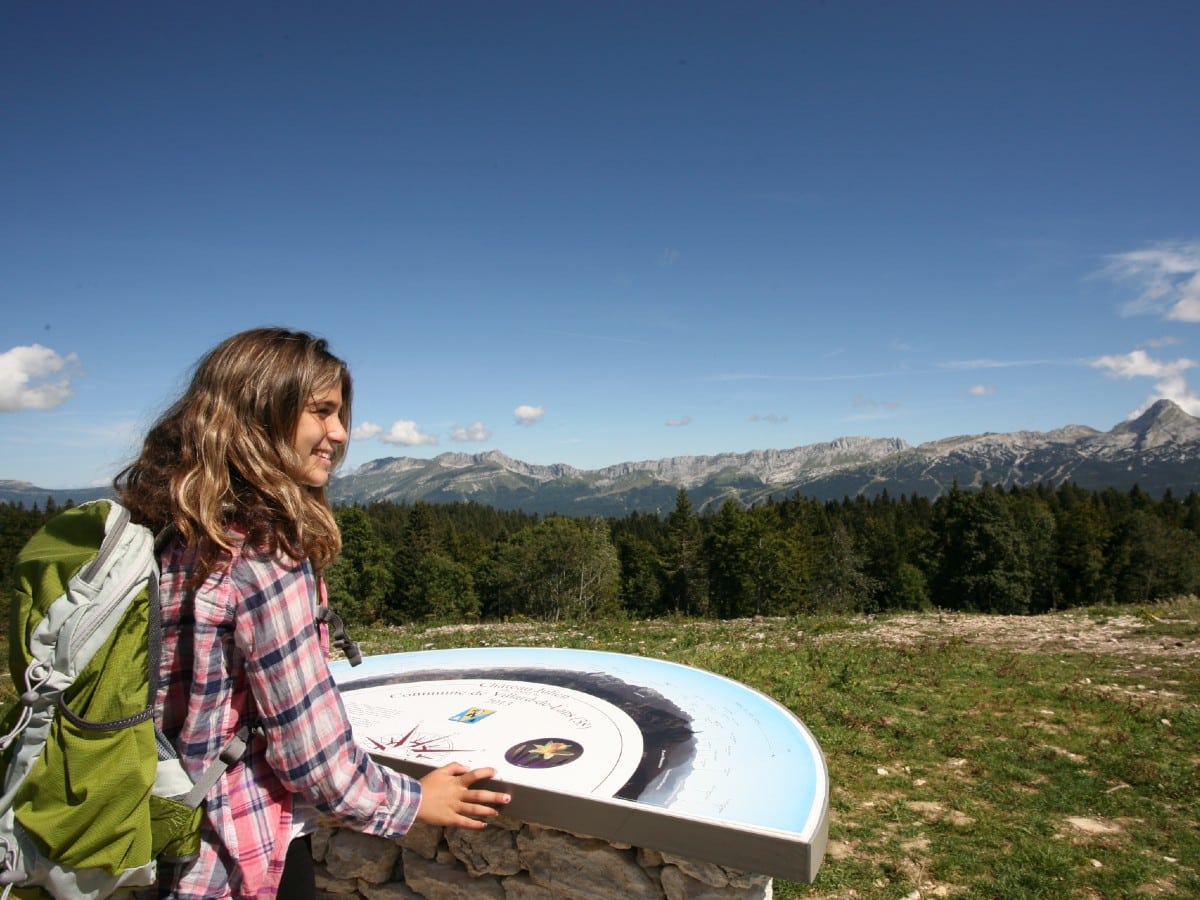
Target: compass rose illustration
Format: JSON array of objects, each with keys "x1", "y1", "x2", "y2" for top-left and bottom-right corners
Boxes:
[{"x1": 364, "y1": 722, "x2": 474, "y2": 760}]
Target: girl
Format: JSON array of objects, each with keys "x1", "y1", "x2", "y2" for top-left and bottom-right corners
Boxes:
[{"x1": 116, "y1": 328, "x2": 510, "y2": 898}]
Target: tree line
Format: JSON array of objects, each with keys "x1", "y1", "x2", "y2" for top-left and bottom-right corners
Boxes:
[{"x1": 3, "y1": 483, "x2": 1199, "y2": 626}]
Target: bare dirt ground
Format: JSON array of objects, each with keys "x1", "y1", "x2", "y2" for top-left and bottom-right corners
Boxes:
[
  {"x1": 847, "y1": 604, "x2": 1199, "y2": 663},
  {"x1": 420, "y1": 601, "x2": 1200, "y2": 664}
]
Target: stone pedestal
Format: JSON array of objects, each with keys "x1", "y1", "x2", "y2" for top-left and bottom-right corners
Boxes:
[{"x1": 312, "y1": 817, "x2": 773, "y2": 900}]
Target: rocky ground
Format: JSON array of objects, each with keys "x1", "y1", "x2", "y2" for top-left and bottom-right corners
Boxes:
[{"x1": 834, "y1": 604, "x2": 1199, "y2": 662}]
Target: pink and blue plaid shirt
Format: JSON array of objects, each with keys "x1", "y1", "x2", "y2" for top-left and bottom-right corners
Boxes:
[{"x1": 154, "y1": 536, "x2": 420, "y2": 898}]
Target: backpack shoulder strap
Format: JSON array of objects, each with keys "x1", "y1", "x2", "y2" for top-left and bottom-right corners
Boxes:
[{"x1": 314, "y1": 606, "x2": 362, "y2": 667}]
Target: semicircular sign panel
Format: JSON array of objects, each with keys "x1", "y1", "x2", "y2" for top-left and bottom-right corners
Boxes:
[{"x1": 331, "y1": 646, "x2": 829, "y2": 883}]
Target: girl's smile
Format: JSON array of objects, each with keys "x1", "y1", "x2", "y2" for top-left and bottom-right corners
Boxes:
[{"x1": 294, "y1": 384, "x2": 347, "y2": 487}]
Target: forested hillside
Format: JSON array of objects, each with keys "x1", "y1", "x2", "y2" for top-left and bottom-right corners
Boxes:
[{"x1": 7, "y1": 483, "x2": 1196, "y2": 627}]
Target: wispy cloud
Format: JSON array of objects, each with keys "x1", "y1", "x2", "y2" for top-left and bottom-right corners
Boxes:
[
  {"x1": 0, "y1": 416, "x2": 143, "y2": 451},
  {"x1": 657, "y1": 248, "x2": 681, "y2": 267},
  {"x1": 1093, "y1": 242, "x2": 1200, "y2": 416},
  {"x1": 842, "y1": 396, "x2": 902, "y2": 424},
  {"x1": 749, "y1": 413, "x2": 788, "y2": 424},
  {"x1": 514, "y1": 404, "x2": 545, "y2": 426},
  {"x1": 450, "y1": 421, "x2": 491, "y2": 442},
  {"x1": 706, "y1": 370, "x2": 895, "y2": 383},
  {"x1": 540, "y1": 329, "x2": 652, "y2": 347},
  {"x1": 0, "y1": 344, "x2": 80, "y2": 412},
  {"x1": 1143, "y1": 335, "x2": 1182, "y2": 348},
  {"x1": 666, "y1": 416, "x2": 692, "y2": 427},
  {"x1": 852, "y1": 396, "x2": 901, "y2": 412},
  {"x1": 968, "y1": 384, "x2": 996, "y2": 396},
  {"x1": 1104, "y1": 241, "x2": 1200, "y2": 322},
  {"x1": 938, "y1": 358, "x2": 1063, "y2": 371}
]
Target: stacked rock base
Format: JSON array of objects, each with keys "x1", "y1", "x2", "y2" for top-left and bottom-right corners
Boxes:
[{"x1": 313, "y1": 817, "x2": 773, "y2": 899}]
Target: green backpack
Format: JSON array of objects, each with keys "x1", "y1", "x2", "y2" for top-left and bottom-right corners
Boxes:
[{"x1": 0, "y1": 500, "x2": 250, "y2": 898}]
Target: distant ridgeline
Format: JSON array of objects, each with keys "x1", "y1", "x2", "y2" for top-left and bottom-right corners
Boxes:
[
  {"x1": 3, "y1": 400, "x2": 1199, "y2": 514},
  {"x1": 3, "y1": 433, "x2": 1199, "y2": 619}
]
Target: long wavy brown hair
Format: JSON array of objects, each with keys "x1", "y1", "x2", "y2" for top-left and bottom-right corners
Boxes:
[{"x1": 116, "y1": 327, "x2": 351, "y2": 584}]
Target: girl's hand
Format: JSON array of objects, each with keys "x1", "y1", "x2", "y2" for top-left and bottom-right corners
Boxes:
[{"x1": 415, "y1": 763, "x2": 511, "y2": 829}]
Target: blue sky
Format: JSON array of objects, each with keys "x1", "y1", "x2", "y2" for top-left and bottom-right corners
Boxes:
[{"x1": 3, "y1": 1, "x2": 1199, "y2": 489}]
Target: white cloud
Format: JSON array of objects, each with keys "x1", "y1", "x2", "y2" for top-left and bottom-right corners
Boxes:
[
  {"x1": 1146, "y1": 375, "x2": 1200, "y2": 416},
  {"x1": 351, "y1": 422, "x2": 383, "y2": 440},
  {"x1": 1092, "y1": 349, "x2": 1200, "y2": 417},
  {"x1": 0, "y1": 344, "x2": 79, "y2": 412},
  {"x1": 513, "y1": 405, "x2": 545, "y2": 426},
  {"x1": 749, "y1": 413, "x2": 788, "y2": 424},
  {"x1": 1105, "y1": 241, "x2": 1200, "y2": 322},
  {"x1": 1169, "y1": 282, "x2": 1200, "y2": 322},
  {"x1": 379, "y1": 420, "x2": 438, "y2": 446},
  {"x1": 666, "y1": 416, "x2": 692, "y2": 427},
  {"x1": 969, "y1": 384, "x2": 996, "y2": 396},
  {"x1": 1091, "y1": 349, "x2": 1195, "y2": 380},
  {"x1": 451, "y1": 421, "x2": 491, "y2": 442}
]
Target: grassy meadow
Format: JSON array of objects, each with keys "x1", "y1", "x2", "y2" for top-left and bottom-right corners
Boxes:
[
  {"x1": 3, "y1": 597, "x2": 1196, "y2": 897},
  {"x1": 354, "y1": 598, "x2": 1200, "y2": 898}
]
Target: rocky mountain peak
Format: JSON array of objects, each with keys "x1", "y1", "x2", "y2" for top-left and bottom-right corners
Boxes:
[{"x1": 1111, "y1": 399, "x2": 1200, "y2": 450}]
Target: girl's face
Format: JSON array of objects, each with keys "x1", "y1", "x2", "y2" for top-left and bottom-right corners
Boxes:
[{"x1": 293, "y1": 382, "x2": 347, "y2": 487}]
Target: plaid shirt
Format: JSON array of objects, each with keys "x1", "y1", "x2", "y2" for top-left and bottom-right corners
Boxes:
[{"x1": 155, "y1": 537, "x2": 420, "y2": 898}]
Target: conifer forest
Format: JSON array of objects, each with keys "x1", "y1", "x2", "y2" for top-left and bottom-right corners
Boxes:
[{"x1": 3, "y1": 483, "x2": 1199, "y2": 627}]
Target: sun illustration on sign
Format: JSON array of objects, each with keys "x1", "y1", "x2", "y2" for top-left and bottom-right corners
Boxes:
[{"x1": 505, "y1": 737, "x2": 585, "y2": 770}]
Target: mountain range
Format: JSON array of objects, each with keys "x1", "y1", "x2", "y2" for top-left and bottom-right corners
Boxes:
[{"x1": 5, "y1": 400, "x2": 1198, "y2": 515}]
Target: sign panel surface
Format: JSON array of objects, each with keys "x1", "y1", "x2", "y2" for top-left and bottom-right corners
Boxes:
[{"x1": 330, "y1": 646, "x2": 828, "y2": 881}]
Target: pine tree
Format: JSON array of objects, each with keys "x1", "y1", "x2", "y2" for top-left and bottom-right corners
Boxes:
[{"x1": 665, "y1": 489, "x2": 708, "y2": 616}]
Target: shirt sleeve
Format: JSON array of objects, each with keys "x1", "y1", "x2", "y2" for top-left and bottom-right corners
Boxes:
[{"x1": 230, "y1": 550, "x2": 421, "y2": 837}]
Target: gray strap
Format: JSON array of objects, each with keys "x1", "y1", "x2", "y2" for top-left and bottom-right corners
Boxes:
[
  {"x1": 181, "y1": 724, "x2": 256, "y2": 808},
  {"x1": 315, "y1": 606, "x2": 362, "y2": 667}
]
